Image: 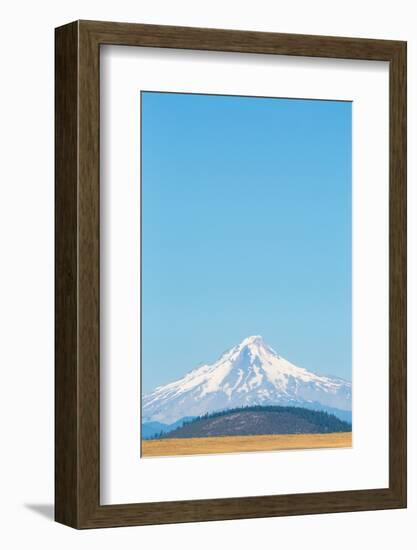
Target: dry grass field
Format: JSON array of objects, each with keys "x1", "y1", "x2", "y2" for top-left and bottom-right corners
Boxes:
[{"x1": 141, "y1": 432, "x2": 352, "y2": 457}]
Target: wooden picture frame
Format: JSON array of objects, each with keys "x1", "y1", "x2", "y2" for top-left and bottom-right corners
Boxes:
[{"x1": 55, "y1": 20, "x2": 407, "y2": 529}]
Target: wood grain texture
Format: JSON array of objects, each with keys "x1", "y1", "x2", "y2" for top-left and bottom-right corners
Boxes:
[
  {"x1": 388, "y1": 41, "x2": 407, "y2": 504},
  {"x1": 55, "y1": 21, "x2": 79, "y2": 527},
  {"x1": 55, "y1": 20, "x2": 407, "y2": 529}
]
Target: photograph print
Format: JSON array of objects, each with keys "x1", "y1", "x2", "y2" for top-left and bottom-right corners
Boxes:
[{"x1": 140, "y1": 91, "x2": 352, "y2": 458}]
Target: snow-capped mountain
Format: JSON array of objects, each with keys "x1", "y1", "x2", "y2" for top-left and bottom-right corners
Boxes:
[{"x1": 142, "y1": 335, "x2": 351, "y2": 424}]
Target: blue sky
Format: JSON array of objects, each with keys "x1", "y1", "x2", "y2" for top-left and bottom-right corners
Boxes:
[{"x1": 141, "y1": 92, "x2": 352, "y2": 392}]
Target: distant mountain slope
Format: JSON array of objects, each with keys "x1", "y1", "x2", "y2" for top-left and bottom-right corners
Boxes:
[
  {"x1": 141, "y1": 421, "x2": 168, "y2": 440},
  {"x1": 300, "y1": 402, "x2": 352, "y2": 423},
  {"x1": 142, "y1": 417, "x2": 195, "y2": 439},
  {"x1": 143, "y1": 335, "x2": 351, "y2": 424},
  {"x1": 155, "y1": 405, "x2": 352, "y2": 439}
]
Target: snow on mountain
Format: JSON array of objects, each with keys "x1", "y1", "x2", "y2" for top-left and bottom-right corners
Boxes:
[{"x1": 142, "y1": 335, "x2": 352, "y2": 424}]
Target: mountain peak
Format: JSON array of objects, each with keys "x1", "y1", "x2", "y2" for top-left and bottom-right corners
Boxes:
[
  {"x1": 236, "y1": 335, "x2": 277, "y2": 358},
  {"x1": 240, "y1": 335, "x2": 264, "y2": 346}
]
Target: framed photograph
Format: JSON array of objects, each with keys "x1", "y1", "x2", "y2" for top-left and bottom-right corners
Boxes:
[{"x1": 55, "y1": 20, "x2": 407, "y2": 528}]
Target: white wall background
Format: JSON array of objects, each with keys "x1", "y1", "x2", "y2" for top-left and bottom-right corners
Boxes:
[{"x1": 0, "y1": 0, "x2": 414, "y2": 547}]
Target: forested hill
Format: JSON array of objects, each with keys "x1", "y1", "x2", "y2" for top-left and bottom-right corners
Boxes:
[{"x1": 152, "y1": 405, "x2": 352, "y2": 439}]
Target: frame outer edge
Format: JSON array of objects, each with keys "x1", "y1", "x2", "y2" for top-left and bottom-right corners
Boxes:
[
  {"x1": 77, "y1": 20, "x2": 102, "y2": 527},
  {"x1": 389, "y1": 41, "x2": 407, "y2": 507},
  {"x1": 55, "y1": 21, "x2": 80, "y2": 528}
]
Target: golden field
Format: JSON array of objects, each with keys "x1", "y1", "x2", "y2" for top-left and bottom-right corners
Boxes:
[{"x1": 141, "y1": 432, "x2": 352, "y2": 457}]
